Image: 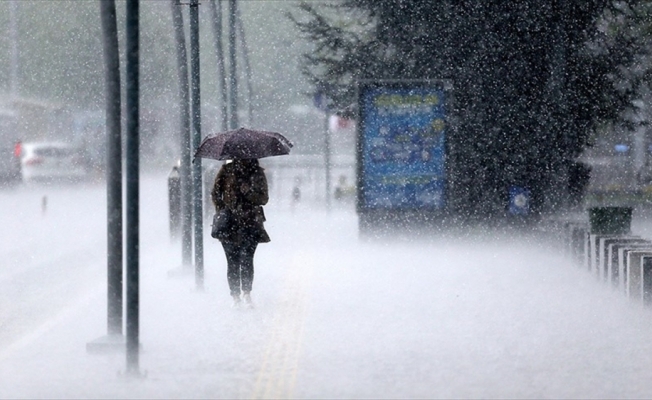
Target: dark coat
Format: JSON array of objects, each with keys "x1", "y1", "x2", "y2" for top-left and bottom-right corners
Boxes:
[{"x1": 211, "y1": 160, "x2": 270, "y2": 244}]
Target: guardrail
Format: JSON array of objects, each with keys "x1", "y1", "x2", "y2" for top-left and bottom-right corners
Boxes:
[{"x1": 551, "y1": 207, "x2": 652, "y2": 306}]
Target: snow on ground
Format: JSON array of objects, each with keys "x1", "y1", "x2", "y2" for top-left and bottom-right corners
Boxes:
[{"x1": 2, "y1": 174, "x2": 652, "y2": 398}]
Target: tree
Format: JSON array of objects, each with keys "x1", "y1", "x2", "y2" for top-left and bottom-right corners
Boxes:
[
  {"x1": 291, "y1": 0, "x2": 621, "y2": 219},
  {"x1": 588, "y1": 1, "x2": 652, "y2": 129}
]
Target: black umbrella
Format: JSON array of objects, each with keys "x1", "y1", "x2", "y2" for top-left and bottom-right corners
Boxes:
[{"x1": 193, "y1": 127, "x2": 293, "y2": 161}]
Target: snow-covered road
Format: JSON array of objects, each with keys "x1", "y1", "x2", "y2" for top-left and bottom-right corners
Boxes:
[{"x1": 2, "y1": 173, "x2": 652, "y2": 398}]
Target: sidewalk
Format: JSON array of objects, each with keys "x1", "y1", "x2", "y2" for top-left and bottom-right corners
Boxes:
[{"x1": 4, "y1": 199, "x2": 652, "y2": 398}]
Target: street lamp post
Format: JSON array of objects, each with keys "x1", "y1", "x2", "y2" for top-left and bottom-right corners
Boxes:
[
  {"x1": 228, "y1": 0, "x2": 238, "y2": 129},
  {"x1": 99, "y1": 0, "x2": 123, "y2": 339},
  {"x1": 170, "y1": 0, "x2": 193, "y2": 269},
  {"x1": 125, "y1": 0, "x2": 141, "y2": 375},
  {"x1": 9, "y1": 0, "x2": 19, "y2": 98},
  {"x1": 189, "y1": 0, "x2": 204, "y2": 289}
]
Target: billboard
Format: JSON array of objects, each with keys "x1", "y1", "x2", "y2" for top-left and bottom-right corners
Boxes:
[{"x1": 357, "y1": 81, "x2": 448, "y2": 211}]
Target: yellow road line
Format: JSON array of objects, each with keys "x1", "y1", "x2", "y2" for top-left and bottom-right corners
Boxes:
[{"x1": 251, "y1": 252, "x2": 314, "y2": 399}]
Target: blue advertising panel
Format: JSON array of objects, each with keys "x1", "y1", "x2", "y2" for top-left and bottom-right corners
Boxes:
[{"x1": 358, "y1": 82, "x2": 446, "y2": 210}]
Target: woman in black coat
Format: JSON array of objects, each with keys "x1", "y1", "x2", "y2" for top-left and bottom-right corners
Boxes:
[{"x1": 211, "y1": 158, "x2": 270, "y2": 307}]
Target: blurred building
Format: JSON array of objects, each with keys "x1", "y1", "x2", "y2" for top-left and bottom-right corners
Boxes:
[{"x1": 0, "y1": 97, "x2": 71, "y2": 143}]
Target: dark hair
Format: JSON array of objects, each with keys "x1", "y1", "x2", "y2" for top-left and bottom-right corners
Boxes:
[
  {"x1": 232, "y1": 158, "x2": 259, "y2": 175},
  {"x1": 233, "y1": 158, "x2": 258, "y2": 167}
]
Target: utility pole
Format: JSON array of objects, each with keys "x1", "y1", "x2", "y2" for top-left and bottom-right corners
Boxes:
[
  {"x1": 189, "y1": 0, "x2": 204, "y2": 289},
  {"x1": 315, "y1": 89, "x2": 331, "y2": 211},
  {"x1": 235, "y1": 4, "x2": 253, "y2": 126},
  {"x1": 9, "y1": 0, "x2": 19, "y2": 97},
  {"x1": 125, "y1": 0, "x2": 141, "y2": 376},
  {"x1": 324, "y1": 113, "x2": 331, "y2": 211},
  {"x1": 99, "y1": 0, "x2": 123, "y2": 339},
  {"x1": 228, "y1": 0, "x2": 238, "y2": 129},
  {"x1": 208, "y1": 0, "x2": 228, "y2": 132}
]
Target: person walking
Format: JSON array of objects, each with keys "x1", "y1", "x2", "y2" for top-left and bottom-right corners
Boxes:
[{"x1": 211, "y1": 158, "x2": 270, "y2": 308}]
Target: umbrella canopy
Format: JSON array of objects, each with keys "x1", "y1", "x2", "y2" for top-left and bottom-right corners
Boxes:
[{"x1": 193, "y1": 127, "x2": 293, "y2": 161}]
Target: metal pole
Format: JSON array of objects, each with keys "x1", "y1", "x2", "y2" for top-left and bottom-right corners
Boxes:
[
  {"x1": 324, "y1": 113, "x2": 331, "y2": 211},
  {"x1": 235, "y1": 4, "x2": 253, "y2": 126},
  {"x1": 125, "y1": 0, "x2": 140, "y2": 375},
  {"x1": 208, "y1": 0, "x2": 228, "y2": 132},
  {"x1": 170, "y1": 0, "x2": 192, "y2": 267},
  {"x1": 9, "y1": 0, "x2": 18, "y2": 97},
  {"x1": 99, "y1": 0, "x2": 123, "y2": 337},
  {"x1": 190, "y1": 0, "x2": 204, "y2": 289},
  {"x1": 228, "y1": 0, "x2": 238, "y2": 129}
]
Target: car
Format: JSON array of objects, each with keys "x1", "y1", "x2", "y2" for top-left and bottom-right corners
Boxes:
[
  {"x1": 0, "y1": 141, "x2": 22, "y2": 186},
  {"x1": 19, "y1": 141, "x2": 88, "y2": 183}
]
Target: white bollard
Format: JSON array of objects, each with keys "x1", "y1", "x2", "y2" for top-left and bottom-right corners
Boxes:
[
  {"x1": 626, "y1": 250, "x2": 652, "y2": 301},
  {"x1": 618, "y1": 245, "x2": 652, "y2": 294},
  {"x1": 607, "y1": 239, "x2": 649, "y2": 287},
  {"x1": 590, "y1": 234, "x2": 620, "y2": 277},
  {"x1": 642, "y1": 256, "x2": 652, "y2": 305}
]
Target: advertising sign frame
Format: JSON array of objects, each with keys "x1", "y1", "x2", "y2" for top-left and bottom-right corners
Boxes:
[{"x1": 356, "y1": 80, "x2": 452, "y2": 220}]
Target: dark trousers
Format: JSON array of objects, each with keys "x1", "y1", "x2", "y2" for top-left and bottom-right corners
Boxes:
[{"x1": 221, "y1": 240, "x2": 258, "y2": 296}]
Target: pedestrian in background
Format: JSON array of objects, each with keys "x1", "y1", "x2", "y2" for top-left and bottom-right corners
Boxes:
[{"x1": 211, "y1": 158, "x2": 270, "y2": 308}]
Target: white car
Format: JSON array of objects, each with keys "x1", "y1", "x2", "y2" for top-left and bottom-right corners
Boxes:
[{"x1": 19, "y1": 142, "x2": 88, "y2": 183}]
